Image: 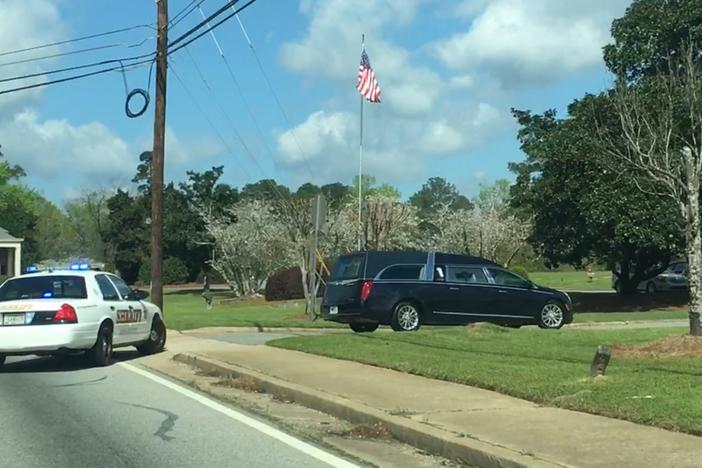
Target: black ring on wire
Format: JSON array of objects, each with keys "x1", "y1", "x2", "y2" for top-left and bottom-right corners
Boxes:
[{"x1": 125, "y1": 88, "x2": 149, "y2": 118}]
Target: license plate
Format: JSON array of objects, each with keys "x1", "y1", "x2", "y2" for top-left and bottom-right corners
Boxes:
[
  {"x1": 329, "y1": 306, "x2": 338, "y2": 315},
  {"x1": 2, "y1": 313, "x2": 26, "y2": 326}
]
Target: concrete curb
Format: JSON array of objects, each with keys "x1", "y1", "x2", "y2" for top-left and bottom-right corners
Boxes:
[
  {"x1": 175, "y1": 327, "x2": 350, "y2": 334},
  {"x1": 567, "y1": 319, "x2": 686, "y2": 329},
  {"x1": 173, "y1": 352, "x2": 561, "y2": 468}
]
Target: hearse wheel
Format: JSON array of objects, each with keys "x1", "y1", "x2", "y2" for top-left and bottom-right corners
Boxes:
[
  {"x1": 349, "y1": 323, "x2": 379, "y2": 333},
  {"x1": 538, "y1": 301, "x2": 565, "y2": 329},
  {"x1": 391, "y1": 302, "x2": 421, "y2": 332}
]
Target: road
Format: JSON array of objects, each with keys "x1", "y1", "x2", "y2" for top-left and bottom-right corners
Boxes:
[{"x1": 0, "y1": 353, "x2": 359, "y2": 468}]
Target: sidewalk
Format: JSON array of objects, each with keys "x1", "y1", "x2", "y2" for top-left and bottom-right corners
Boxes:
[{"x1": 160, "y1": 333, "x2": 702, "y2": 468}]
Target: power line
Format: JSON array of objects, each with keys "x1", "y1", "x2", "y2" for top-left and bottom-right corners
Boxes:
[
  {"x1": 167, "y1": 0, "x2": 258, "y2": 56},
  {"x1": 169, "y1": 60, "x2": 253, "y2": 181},
  {"x1": 0, "y1": 24, "x2": 155, "y2": 59},
  {"x1": 0, "y1": 37, "x2": 153, "y2": 69},
  {"x1": 0, "y1": 59, "x2": 153, "y2": 96},
  {"x1": 195, "y1": 6, "x2": 291, "y2": 177},
  {"x1": 0, "y1": 0, "x2": 257, "y2": 96},
  {"x1": 170, "y1": 0, "x2": 208, "y2": 29},
  {"x1": 182, "y1": 47, "x2": 278, "y2": 190},
  {"x1": 231, "y1": 11, "x2": 316, "y2": 179},
  {"x1": 0, "y1": 52, "x2": 154, "y2": 84}
]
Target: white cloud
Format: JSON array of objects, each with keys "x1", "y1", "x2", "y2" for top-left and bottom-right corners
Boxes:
[
  {"x1": 434, "y1": 0, "x2": 631, "y2": 84},
  {"x1": 0, "y1": 0, "x2": 67, "y2": 112},
  {"x1": 276, "y1": 103, "x2": 506, "y2": 183},
  {"x1": 279, "y1": 0, "x2": 442, "y2": 118},
  {"x1": 0, "y1": 111, "x2": 134, "y2": 182},
  {"x1": 135, "y1": 128, "x2": 226, "y2": 165}
]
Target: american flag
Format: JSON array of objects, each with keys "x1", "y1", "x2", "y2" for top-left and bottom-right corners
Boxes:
[{"x1": 357, "y1": 49, "x2": 381, "y2": 103}]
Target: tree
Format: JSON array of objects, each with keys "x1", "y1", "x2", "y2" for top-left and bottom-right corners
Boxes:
[
  {"x1": 295, "y1": 182, "x2": 321, "y2": 199},
  {"x1": 510, "y1": 102, "x2": 682, "y2": 291},
  {"x1": 0, "y1": 148, "x2": 39, "y2": 266},
  {"x1": 64, "y1": 190, "x2": 113, "y2": 263},
  {"x1": 202, "y1": 200, "x2": 291, "y2": 296},
  {"x1": 106, "y1": 190, "x2": 147, "y2": 284},
  {"x1": 179, "y1": 166, "x2": 239, "y2": 218},
  {"x1": 409, "y1": 177, "x2": 472, "y2": 217},
  {"x1": 241, "y1": 179, "x2": 291, "y2": 203},
  {"x1": 603, "y1": 0, "x2": 702, "y2": 82},
  {"x1": 320, "y1": 182, "x2": 352, "y2": 210},
  {"x1": 34, "y1": 199, "x2": 80, "y2": 261},
  {"x1": 600, "y1": 47, "x2": 702, "y2": 335},
  {"x1": 594, "y1": 0, "x2": 702, "y2": 335}
]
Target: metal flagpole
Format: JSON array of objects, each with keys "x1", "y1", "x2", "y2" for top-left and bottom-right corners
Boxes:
[{"x1": 358, "y1": 34, "x2": 365, "y2": 252}]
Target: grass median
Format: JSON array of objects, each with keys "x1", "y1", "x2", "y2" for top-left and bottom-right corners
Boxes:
[
  {"x1": 163, "y1": 291, "x2": 341, "y2": 331},
  {"x1": 269, "y1": 325, "x2": 702, "y2": 435}
]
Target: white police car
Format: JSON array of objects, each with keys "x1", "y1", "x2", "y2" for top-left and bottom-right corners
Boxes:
[{"x1": 0, "y1": 264, "x2": 166, "y2": 369}]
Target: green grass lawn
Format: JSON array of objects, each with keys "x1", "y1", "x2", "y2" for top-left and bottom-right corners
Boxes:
[
  {"x1": 162, "y1": 290, "x2": 689, "y2": 331},
  {"x1": 163, "y1": 291, "x2": 341, "y2": 331},
  {"x1": 269, "y1": 326, "x2": 702, "y2": 435},
  {"x1": 530, "y1": 270, "x2": 612, "y2": 291}
]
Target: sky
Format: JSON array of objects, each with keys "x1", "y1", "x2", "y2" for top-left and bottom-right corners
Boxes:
[{"x1": 0, "y1": 0, "x2": 632, "y2": 205}]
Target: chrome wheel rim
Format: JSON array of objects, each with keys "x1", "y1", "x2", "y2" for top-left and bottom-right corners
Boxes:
[
  {"x1": 102, "y1": 333, "x2": 112, "y2": 359},
  {"x1": 541, "y1": 304, "x2": 563, "y2": 328},
  {"x1": 397, "y1": 305, "x2": 419, "y2": 330}
]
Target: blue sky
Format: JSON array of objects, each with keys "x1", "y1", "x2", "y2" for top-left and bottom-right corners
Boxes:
[{"x1": 0, "y1": 0, "x2": 631, "y2": 204}]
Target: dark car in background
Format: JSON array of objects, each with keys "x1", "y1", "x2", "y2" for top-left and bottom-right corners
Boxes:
[{"x1": 321, "y1": 251, "x2": 573, "y2": 332}]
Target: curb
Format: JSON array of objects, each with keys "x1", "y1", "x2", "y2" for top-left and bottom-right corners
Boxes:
[
  {"x1": 567, "y1": 319, "x2": 686, "y2": 329},
  {"x1": 175, "y1": 327, "x2": 350, "y2": 334},
  {"x1": 173, "y1": 352, "x2": 560, "y2": 468}
]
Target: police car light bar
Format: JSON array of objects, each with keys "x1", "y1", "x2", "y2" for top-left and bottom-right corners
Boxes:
[{"x1": 26, "y1": 265, "x2": 40, "y2": 273}]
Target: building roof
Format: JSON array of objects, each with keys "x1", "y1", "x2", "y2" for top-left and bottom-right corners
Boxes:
[{"x1": 0, "y1": 227, "x2": 22, "y2": 242}]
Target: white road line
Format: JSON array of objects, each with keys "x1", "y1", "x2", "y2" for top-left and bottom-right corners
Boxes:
[{"x1": 118, "y1": 362, "x2": 360, "y2": 468}]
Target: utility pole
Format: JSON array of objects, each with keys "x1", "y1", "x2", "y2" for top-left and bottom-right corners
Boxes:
[{"x1": 150, "y1": 0, "x2": 168, "y2": 312}]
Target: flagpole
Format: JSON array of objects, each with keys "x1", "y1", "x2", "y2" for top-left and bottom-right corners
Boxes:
[{"x1": 357, "y1": 34, "x2": 365, "y2": 252}]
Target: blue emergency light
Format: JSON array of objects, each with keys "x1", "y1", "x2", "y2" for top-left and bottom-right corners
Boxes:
[{"x1": 26, "y1": 265, "x2": 39, "y2": 273}]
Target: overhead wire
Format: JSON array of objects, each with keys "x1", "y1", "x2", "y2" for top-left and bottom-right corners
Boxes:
[
  {"x1": 0, "y1": 58, "x2": 154, "y2": 96},
  {"x1": 0, "y1": 37, "x2": 153, "y2": 69},
  {"x1": 229, "y1": 7, "x2": 316, "y2": 179},
  {"x1": 169, "y1": 60, "x2": 253, "y2": 181},
  {"x1": 0, "y1": 24, "x2": 155, "y2": 58},
  {"x1": 180, "y1": 47, "x2": 294, "y2": 212},
  {"x1": 195, "y1": 6, "x2": 294, "y2": 178},
  {"x1": 167, "y1": 0, "x2": 258, "y2": 56},
  {"x1": 169, "y1": 0, "x2": 208, "y2": 30},
  {"x1": 0, "y1": 0, "x2": 256, "y2": 95}
]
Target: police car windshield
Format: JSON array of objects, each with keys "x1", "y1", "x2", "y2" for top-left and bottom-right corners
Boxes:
[{"x1": 0, "y1": 276, "x2": 88, "y2": 302}]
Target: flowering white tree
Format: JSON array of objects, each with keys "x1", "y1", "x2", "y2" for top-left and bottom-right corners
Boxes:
[
  {"x1": 202, "y1": 200, "x2": 291, "y2": 296},
  {"x1": 428, "y1": 205, "x2": 531, "y2": 267}
]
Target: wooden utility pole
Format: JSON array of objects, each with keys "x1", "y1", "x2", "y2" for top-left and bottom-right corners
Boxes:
[{"x1": 150, "y1": 0, "x2": 168, "y2": 312}]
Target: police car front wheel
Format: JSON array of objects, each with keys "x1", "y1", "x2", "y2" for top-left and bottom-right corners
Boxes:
[{"x1": 0, "y1": 354, "x2": 6, "y2": 370}]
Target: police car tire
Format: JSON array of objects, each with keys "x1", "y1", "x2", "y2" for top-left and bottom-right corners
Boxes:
[
  {"x1": 0, "y1": 354, "x2": 5, "y2": 369},
  {"x1": 137, "y1": 317, "x2": 166, "y2": 355},
  {"x1": 89, "y1": 325, "x2": 113, "y2": 367}
]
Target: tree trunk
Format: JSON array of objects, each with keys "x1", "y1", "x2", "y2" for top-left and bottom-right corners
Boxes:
[{"x1": 685, "y1": 182, "x2": 702, "y2": 336}]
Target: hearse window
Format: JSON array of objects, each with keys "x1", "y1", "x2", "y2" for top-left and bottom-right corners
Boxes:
[
  {"x1": 434, "y1": 265, "x2": 446, "y2": 282},
  {"x1": 488, "y1": 268, "x2": 531, "y2": 289},
  {"x1": 379, "y1": 265, "x2": 423, "y2": 280},
  {"x1": 331, "y1": 255, "x2": 364, "y2": 281},
  {"x1": 448, "y1": 266, "x2": 487, "y2": 284}
]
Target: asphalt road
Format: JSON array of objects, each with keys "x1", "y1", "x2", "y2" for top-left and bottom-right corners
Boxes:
[{"x1": 0, "y1": 353, "x2": 359, "y2": 468}]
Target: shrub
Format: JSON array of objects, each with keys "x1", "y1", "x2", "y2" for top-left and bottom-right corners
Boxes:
[
  {"x1": 510, "y1": 265, "x2": 530, "y2": 280},
  {"x1": 265, "y1": 265, "x2": 329, "y2": 302},
  {"x1": 138, "y1": 257, "x2": 189, "y2": 285}
]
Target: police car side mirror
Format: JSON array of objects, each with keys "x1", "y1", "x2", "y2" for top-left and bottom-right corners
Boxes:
[{"x1": 130, "y1": 289, "x2": 149, "y2": 301}]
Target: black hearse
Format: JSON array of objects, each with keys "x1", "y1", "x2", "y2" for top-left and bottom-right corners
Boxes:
[{"x1": 321, "y1": 251, "x2": 573, "y2": 332}]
